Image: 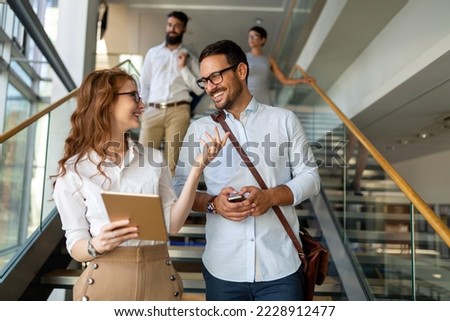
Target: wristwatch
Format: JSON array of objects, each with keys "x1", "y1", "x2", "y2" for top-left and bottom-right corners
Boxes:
[
  {"x1": 87, "y1": 238, "x2": 104, "y2": 258},
  {"x1": 206, "y1": 195, "x2": 217, "y2": 214}
]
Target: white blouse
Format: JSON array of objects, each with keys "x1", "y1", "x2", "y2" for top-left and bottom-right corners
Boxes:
[{"x1": 53, "y1": 140, "x2": 176, "y2": 254}]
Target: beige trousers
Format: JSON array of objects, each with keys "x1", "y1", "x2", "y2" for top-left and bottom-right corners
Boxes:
[
  {"x1": 139, "y1": 104, "x2": 191, "y2": 176},
  {"x1": 73, "y1": 244, "x2": 183, "y2": 301}
]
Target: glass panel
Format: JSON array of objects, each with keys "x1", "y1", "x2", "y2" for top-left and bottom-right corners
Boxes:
[
  {"x1": 0, "y1": 60, "x2": 136, "y2": 276},
  {"x1": 412, "y1": 205, "x2": 450, "y2": 300},
  {"x1": 1, "y1": 5, "x2": 18, "y2": 40},
  {"x1": 10, "y1": 61, "x2": 33, "y2": 87},
  {"x1": 0, "y1": 130, "x2": 28, "y2": 250},
  {"x1": 273, "y1": 0, "x2": 318, "y2": 104},
  {"x1": 0, "y1": 96, "x2": 73, "y2": 276},
  {"x1": 284, "y1": 67, "x2": 450, "y2": 300},
  {"x1": 277, "y1": 0, "x2": 316, "y2": 73},
  {"x1": 3, "y1": 83, "x2": 30, "y2": 131},
  {"x1": 0, "y1": 125, "x2": 33, "y2": 272}
]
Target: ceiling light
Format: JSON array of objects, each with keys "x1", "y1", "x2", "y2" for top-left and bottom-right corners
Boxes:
[
  {"x1": 418, "y1": 132, "x2": 433, "y2": 139},
  {"x1": 255, "y1": 18, "x2": 263, "y2": 25}
]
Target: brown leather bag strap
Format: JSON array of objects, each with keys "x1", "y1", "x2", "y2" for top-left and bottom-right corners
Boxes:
[{"x1": 211, "y1": 111, "x2": 306, "y2": 260}]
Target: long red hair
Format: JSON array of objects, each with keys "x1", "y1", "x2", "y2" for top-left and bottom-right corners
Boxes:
[{"x1": 52, "y1": 68, "x2": 138, "y2": 184}]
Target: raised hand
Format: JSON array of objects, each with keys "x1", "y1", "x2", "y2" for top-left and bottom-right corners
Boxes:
[
  {"x1": 177, "y1": 51, "x2": 189, "y2": 68},
  {"x1": 195, "y1": 127, "x2": 229, "y2": 169}
]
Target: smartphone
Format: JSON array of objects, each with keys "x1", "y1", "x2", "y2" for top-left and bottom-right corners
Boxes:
[{"x1": 227, "y1": 193, "x2": 246, "y2": 203}]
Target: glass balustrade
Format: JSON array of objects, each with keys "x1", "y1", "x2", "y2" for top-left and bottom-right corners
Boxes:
[
  {"x1": 277, "y1": 68, "x2": 450, "y2": 300},
  {"x1": 0, "y1": 60, "x2": 138, "y2": 279}
]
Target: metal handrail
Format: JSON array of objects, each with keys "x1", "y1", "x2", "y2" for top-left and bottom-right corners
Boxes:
[
  {"x1": 295, "y1": 65, "x2": 450, "y2": 248},
  {"x1": 0, "y1": 60, "x2": 134, "y2": 144}
]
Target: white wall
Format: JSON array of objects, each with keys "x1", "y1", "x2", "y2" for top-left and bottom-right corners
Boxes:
[
  {"x1": 394, "y1": 151, "x2": 450, "y2": 205},
  {"x1": 302, "y1": 0, "x2": 450, "y2": 118}
]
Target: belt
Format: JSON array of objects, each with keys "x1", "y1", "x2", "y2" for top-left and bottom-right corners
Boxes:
[{"x1": 148, "y1": 100, "x2": 190, "y2": 109}]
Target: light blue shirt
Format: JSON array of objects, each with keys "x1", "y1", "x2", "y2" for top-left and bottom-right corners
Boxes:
[{"x1": 173, "y1": 99, "x2": 320, "y2": 282}]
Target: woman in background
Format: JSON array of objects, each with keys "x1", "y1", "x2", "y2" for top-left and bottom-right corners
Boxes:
[
  {"x1": 51, "y1": 68, "x2": 228, "y2": 301},
  {"x1": 246, "y1": 26, "x2": 315, "y2": 105}
]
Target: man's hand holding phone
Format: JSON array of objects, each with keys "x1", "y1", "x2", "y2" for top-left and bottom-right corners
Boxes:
[{"x1": 227, "y1": 193, "x2": 246, "y2": 203}]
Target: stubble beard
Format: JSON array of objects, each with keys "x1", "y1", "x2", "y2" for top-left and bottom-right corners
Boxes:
[{"x1": 212, "y1": 81, "x2": 243, "y2": 111}]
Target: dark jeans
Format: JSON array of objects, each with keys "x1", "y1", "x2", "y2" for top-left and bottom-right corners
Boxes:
[{"x1": 202, "y1": 264, "x2": 304, "y2": 301}]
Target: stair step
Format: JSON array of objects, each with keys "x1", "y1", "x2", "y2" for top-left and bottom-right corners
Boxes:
[
  {"x1": 326, "y1": 193, "x2": 409, "y2": 204},
  {"x1": 41, "y1": 269, "x2": 205, "y2": 292},
  {"x1": 334, "y1": 211, "x2": 426, "y2": 222},
  {"x1": 344, "y1": 229, "x2": 437, "y2": 244},
  {"x1": 41, "y1": 269, "x2": 342, "y2": 299}
]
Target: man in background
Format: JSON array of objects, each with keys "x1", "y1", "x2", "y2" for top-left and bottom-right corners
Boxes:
[{"x1": 139, "y1": 11, "x2": 203, "y2": 176}]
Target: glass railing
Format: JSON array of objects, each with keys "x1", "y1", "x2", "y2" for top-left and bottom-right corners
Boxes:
[
  {"x1": 0, "y1": 60, "x2": 139, "y2": 279},
  {"x1": 0, "y1": 94, "x2": 74, "y2": 277},
  {"x1": 274, "y1": 0, "x2": 319, "y2": 74},
  {"x1": 279, "y1": 67, "x2": 450, "y2": 300}
]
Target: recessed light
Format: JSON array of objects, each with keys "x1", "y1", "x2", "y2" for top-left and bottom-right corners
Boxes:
[
  {"x1": 255, "y1": 18, "x2": 263, "y2": 25},
  {"x1": 418, "y1": 132, "x2": 433, "y2": 139}
]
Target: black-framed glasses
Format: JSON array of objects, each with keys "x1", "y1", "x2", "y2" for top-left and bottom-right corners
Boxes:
[
  {"x1": 116, "y1": 91, "x2": 141, "y2": 103},
  {"x1": 196, "y1": 64, "x2": 239, "y2": 89}
]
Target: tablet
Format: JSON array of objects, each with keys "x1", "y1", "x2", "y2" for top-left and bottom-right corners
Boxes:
[{"x1": 101, "y1": 191, "x2": 168, "y2": 241}]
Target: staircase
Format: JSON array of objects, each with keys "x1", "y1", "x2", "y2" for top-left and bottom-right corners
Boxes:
[
  {"x1": 39, "y1": 106, "x2": 450, "y2": 301},
  {"x1": 297, "y1": 105, "x2": 450, "y2": 301}
]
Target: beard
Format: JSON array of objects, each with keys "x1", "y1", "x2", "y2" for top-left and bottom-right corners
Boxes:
[
  {"x1": 211, "y1": 80, "x2": 243, "y2": 111},
  {"x1": 166, "y1": 33, "x2": 183, "y2": 45}
]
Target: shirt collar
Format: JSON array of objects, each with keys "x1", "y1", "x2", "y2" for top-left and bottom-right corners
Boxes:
[
  {"x1": 223, "y1": 96, "x2": 259, "y2": 119},
  {"x1": 128, "y1": 137, "x2": 144, "y2": 156},
  {"x1": 164, "y1": 42, "x2": 184, "y2": 52}
]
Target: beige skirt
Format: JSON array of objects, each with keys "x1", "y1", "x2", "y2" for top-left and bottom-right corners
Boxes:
[{"x1": 73, "y1": 244, "x2": 183, "y2": 301}]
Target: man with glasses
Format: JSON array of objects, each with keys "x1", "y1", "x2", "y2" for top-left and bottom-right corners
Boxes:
[
  {"x1": 139, "y1": 11, "x2": 203, "y2": 176},
  {"x1": 173, "y1": 40, "x2": 320, "y2": 301}
]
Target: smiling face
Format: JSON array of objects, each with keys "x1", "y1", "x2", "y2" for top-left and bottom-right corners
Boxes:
[
  {"x1": 199, "y1": 54, "x2": 245, "y2": 111},
  {"x1": 109, "y1": 80, "x2": 144, "y2": 135}
]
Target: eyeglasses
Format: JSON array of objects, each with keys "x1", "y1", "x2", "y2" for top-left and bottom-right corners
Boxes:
[
  {"x1": 196, "y1": 64, "x2": 238, "y2": 89},
  {"x1": 116, "y1": 91, "x2": 141, "y2": 103}
]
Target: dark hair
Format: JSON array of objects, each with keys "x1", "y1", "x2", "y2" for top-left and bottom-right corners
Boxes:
[
  {"x1": 199, "y1": 39, "x2": 248, "y2": 67},
  {"x1": 199, "y1": 40, "x2": 249, "y2": 83},
  {"x1": 249, "y1": 26, "x2": 267, "y2": 39},
  {"x1": 168, "y1": 11, "x2": 189, "y2": 26}
]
